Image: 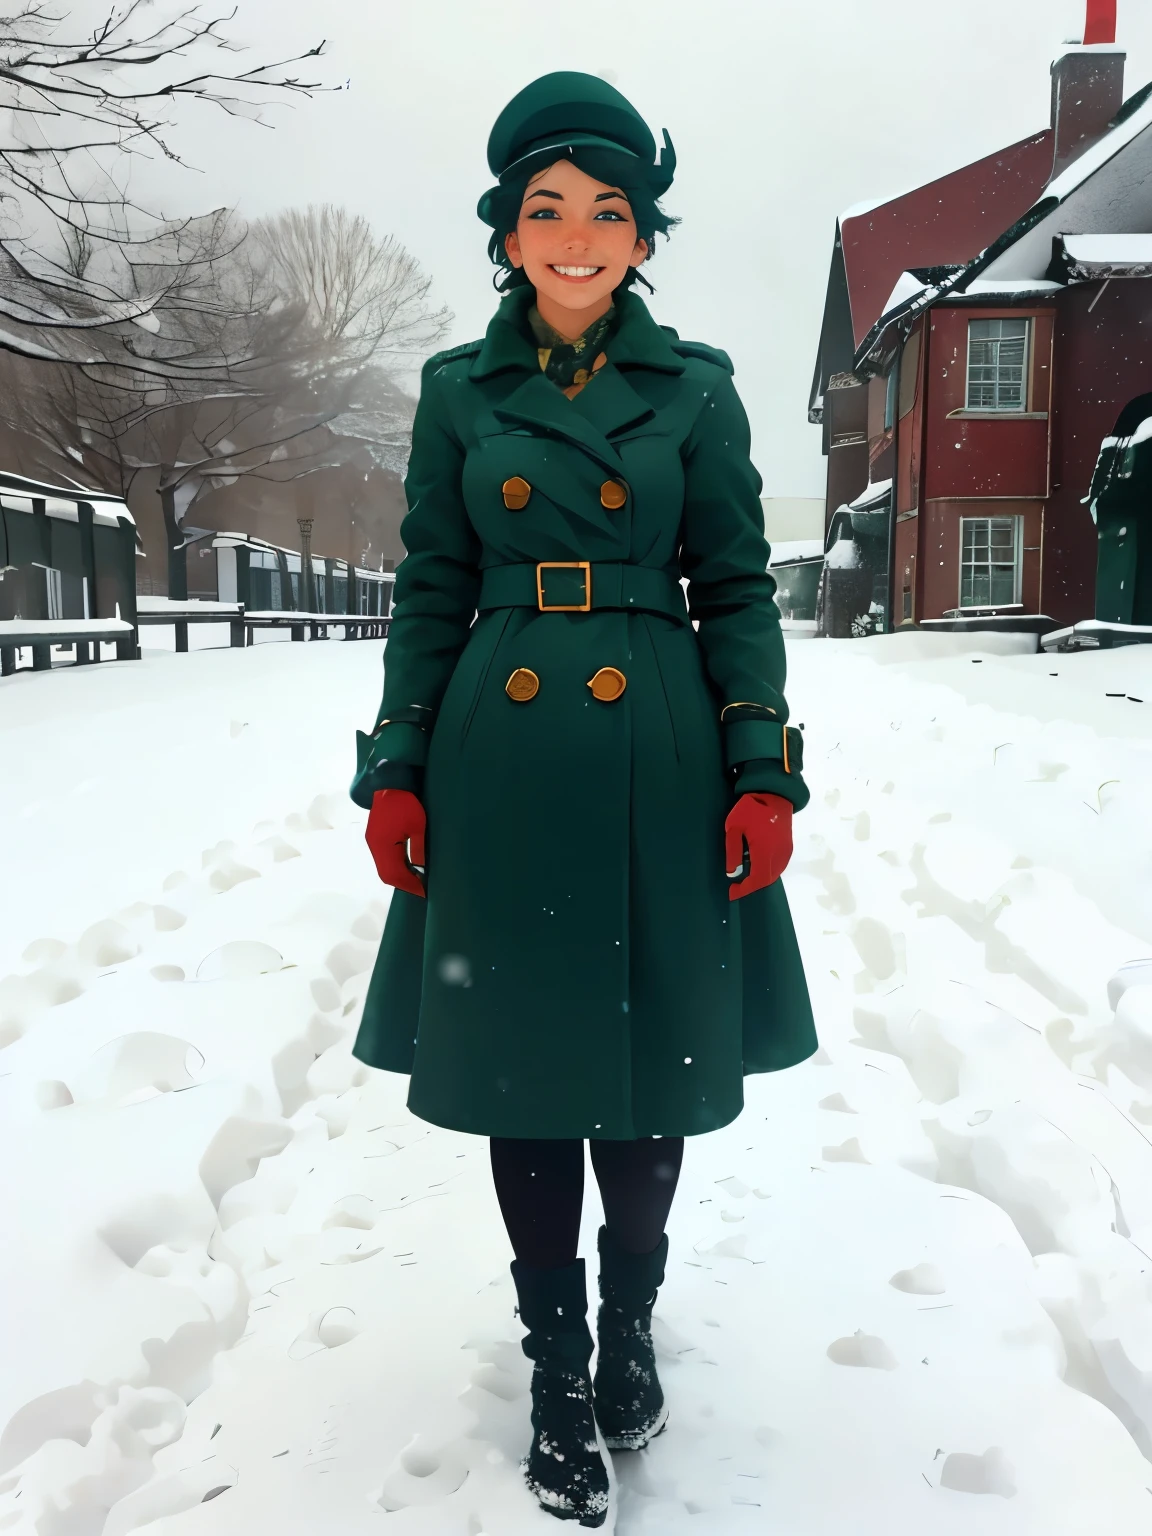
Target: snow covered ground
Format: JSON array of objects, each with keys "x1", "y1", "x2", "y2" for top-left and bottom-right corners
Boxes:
[{"x1": 3, "y1": 627, "x2": 1152, "y2": 1534}]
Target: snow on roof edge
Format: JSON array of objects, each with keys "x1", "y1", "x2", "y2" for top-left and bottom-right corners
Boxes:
[
  {"x1": 849, "y1": 479, "x2": 893, "y2": 512},
  {"x1": 1043, "y1": 89, "x2": 1152, "y2": 203},
  {"x1": 768, "y1": 538, "x2": 824, "y2": 565}
]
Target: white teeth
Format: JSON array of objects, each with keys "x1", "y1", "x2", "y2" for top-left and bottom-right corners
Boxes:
[{"x1": 552, "y1": 265, "x2": 600, "y2": 277}]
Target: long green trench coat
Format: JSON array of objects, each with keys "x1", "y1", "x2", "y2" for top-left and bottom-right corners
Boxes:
[{"x1": 350, "y1": 285, "x2": 817, "y2": 1140}]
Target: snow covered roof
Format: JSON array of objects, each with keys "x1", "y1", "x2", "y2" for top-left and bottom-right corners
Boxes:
[
  {"x1": 1054, "y1": 232, "x2": 1152, "y2": 279},
  {"x1": 768, "y1": 538, "x2": 824, "y2": 565},
  {"x1": 811, "y1": 130, "x2": 1056, "y2": 408},
  {"x1": 1062, "y1": 233, "x2": 1152, "y2": 261},
  {"x1": 975, "y1": 86, "x2": 1152, "y2": 284},
  {"x1": 835, "y1": 131, "x2": 1055, "y2": 353},
  {"x1": 851, "y1": 86, "x2": 1152, "y2": 373},
  {"x1": 0, "y1": 471, "x2": 132, "y2": 527},
  {"x1": 206, "y1": 531, "x2": 393, "y2": 582},
  {"x1": 849, "y1": 479, "x2": 893, "y2": 512},
  {"x1": 817, "y1": 56, "x2": 1152, "y2": 392}
]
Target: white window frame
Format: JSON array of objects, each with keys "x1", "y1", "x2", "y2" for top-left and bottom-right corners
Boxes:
[
  {"x1": 32, "y1": 562, "x2": 63, "y2": 618},
  {"x1": 965, "y1": 317, "x2": 1031, "y2": 413},
  {"x1": 958, "y1": 515, "x2": 1022, "y2": 608}
]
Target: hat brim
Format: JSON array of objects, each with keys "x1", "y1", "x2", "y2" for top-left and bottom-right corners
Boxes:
[
  {"x1": 476, "y1": 131, "x2": 673, "y2": 229},
  {"x1": 498, "y1": 133, "x2": 643, "y2": 179}
]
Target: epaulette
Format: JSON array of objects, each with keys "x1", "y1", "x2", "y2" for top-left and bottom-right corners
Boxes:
[
  {"x1": 426, "y1": 338, "x2": 483, "y2": 369},
  {"x1": 668, "y1": 338, "x2": 735, "y2": 374}
]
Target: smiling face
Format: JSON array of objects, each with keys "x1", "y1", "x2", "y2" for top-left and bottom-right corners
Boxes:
[{"x1": 503, "y1": 158, "x2": 649, "y2": 334}]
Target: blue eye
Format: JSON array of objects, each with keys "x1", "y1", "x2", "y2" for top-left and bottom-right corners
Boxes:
[
  {"x1": 527, "y1": 208, "x2": 560, "y2": 219},
  {"x1": 595, "y1": 210, "x2": 626, "y2": 221}
]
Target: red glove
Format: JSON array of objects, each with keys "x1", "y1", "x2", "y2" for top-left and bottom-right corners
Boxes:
[
  {"x1": 365, "y1": 789, "x2": 426, "y2": 898},
  {"x1": 725, "y1": 792, "x2": 793, "y2": 901}
]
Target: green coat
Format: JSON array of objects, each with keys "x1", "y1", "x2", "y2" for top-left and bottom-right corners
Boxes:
[{"x1": 350, "y1": 286, "x2": 817, "y2": 1139}]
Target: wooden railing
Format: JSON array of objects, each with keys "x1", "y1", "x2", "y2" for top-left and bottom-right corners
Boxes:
[{"x1": 0, "y1": 602, "x2": 391, "y2": 675}]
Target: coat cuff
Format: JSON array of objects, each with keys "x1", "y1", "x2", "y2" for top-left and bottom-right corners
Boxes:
[
  {"x1": 723, "y1": 719, "x2": 804, "y2": 775},
  {"x1": 733, "y1": 758, "x2": 811, "y2": 812},
  {"x1": 350, "y1": 722, "x2": 429, "y2": 809}
]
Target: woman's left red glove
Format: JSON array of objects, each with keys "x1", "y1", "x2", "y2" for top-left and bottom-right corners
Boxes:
[
  {"x1": 725, "y1": 792, "x2": 793, "y2": 901},
  {"x1": 365, "y1": 789, "x2": 426, "y2": 898}
]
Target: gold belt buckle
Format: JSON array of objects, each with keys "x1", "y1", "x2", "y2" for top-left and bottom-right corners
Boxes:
[{"x1": 536, "y1": 560, "x2": 592, "y2": 612}]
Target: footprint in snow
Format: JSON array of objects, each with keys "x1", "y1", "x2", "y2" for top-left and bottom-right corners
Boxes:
[
  {"x1": 288, "y1": 1306, "x2": 360, "y2": 1359},
  {"x1": 827, "y1": 1331, "x2": 897, "y2": 1370},
  {"x1": 889, "y1": 1262, "x2": 947, "y2": 1296},
  {"x1": 321, "y1": 1194, "x2": 377, "y2": 1231},
  {"x1": 939, "y1": 1446, "x2": 1016, "y2": 1498},
  {"x1": 849, "y1": 916, "x2": 903, "y2": 983},
  {"x1": 822, "y1": 1137, "x2": 870, "y2": 1164},
  {"x1": 373, "y1": 1435, "x2": 469, "y2": 1511},
  {"x1": 67, "y1": 1031, "x2": 203, "y2": 1107},
  {"x1": 195, "y1": 940, "x2": 283, "y2": 982},
  {"x1": 818, "y1": 1092, "x2": 857, "y2": 1113},
  {"x1": 258, "y1": 834, "x2": 301, "y2": 863}
]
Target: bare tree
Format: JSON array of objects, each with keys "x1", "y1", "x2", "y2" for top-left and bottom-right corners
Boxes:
[
  {"x1": 0, "y1": 2, "x2": 329, "y2": 357},
  {"x1": 247, "y1": 206, "x2": 452, "y2": 367},
  {"x1": 0, "y1": 198, "x2": 445, "y2": 597},
  {"x1": 0, "y1": 2, "x2": 327, "y2": 240}
]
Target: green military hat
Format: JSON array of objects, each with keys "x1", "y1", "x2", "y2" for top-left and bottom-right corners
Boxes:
[{"x1": 477, "y1": 71, "x2": 675, "y2": 228}]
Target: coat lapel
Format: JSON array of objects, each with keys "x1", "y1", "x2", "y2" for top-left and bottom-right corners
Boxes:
[
  {"x1": 492, "y1": 372, "x2": 627, "y2": 478},
  {"x1": 570, "y1": 361, "x2": 656, "y2": 443},
  {"x1": 469, "y1": 286, "x2": 687, "y2": 478}
]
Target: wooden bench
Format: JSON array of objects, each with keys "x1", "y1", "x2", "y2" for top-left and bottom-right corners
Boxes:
[
  {"x1": 242, "y1": 611, "x2": 391, "y2": 643},
  {"x1": 1, "y1": 608, "x2": 392, "y2": 676},
  {"x1": 136, "y1": 603, "x2": 390, "y2": 649},
  {"x1": 136, "y1": 599, "x2": 245, "y2": 652},
  {"x1": 0, "y1": 619, "x2": 137, "y2": 676}
]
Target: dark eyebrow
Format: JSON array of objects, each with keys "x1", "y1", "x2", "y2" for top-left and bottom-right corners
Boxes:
[
  {"x1": 594, "y1": 191, "x2": 627, "y2": 202},
  {"x1": 524, "y1": 188, "x2": 563, "y2": 201}
]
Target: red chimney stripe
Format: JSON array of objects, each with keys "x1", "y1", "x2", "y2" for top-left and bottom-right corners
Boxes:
[{"x1": 1084, "y1": 0, "x2": 1117, "y2": 44}]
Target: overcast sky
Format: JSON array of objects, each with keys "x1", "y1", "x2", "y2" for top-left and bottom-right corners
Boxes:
[{"x1": 127, "y1": 0, "x2": 1152, "y2": 496}]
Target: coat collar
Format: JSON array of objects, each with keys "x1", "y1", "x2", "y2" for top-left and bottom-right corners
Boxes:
[
  {"x1": 469, "y1": 286, "x2": 686, "y2": 382},
  {"x1": 471, "y1": 288, "x2": 684, "y2": 476}
]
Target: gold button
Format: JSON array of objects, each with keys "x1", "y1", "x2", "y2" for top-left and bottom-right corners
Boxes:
[
  {"x1": 587, "y1": 667, "x2": 627, "y2": 702},
  {"x1": 505, "y1": 667, "x2": 539, "y2": 702},
  {"x1": 600, "y1": 479, "x2": 627, "y2": 510},
  {"x1": 502, "y1": 476, "x2": 531, "y2": 510}
]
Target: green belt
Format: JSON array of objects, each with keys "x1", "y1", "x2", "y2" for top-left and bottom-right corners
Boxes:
[{"x1": 477, "y1": 561, "x2": 688, "y2": 621}]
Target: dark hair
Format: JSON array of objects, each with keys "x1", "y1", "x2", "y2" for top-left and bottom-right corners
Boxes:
[{"x1": 484, "y1": 145, "x2": 679, "y2": 295}]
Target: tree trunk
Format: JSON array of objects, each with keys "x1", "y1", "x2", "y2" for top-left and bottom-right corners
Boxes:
[{"x1": 160, "y1": 477, "x2": 187, "y2": 601}]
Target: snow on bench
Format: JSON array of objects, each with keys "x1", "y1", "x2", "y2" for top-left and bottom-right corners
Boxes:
[{"x1": 0, "y1": 618, "x2": 136, "y2": 675}]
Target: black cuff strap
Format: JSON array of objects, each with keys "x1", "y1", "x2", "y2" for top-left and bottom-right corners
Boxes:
[{"x1": 372, "y1": 704, "x2": 433, "y2": 734}]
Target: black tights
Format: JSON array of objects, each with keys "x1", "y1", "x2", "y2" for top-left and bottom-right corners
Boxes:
[{"x1": 489, "y1": 1136, "x2": 684, "y2": 1268}]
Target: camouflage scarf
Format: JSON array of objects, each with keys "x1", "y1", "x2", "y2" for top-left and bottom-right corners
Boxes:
[{"x1": 527, "y1": 301, "x2": 617, "y2": 389}]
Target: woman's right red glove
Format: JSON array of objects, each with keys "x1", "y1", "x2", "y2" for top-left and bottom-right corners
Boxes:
[{"x1": 365, "y1": 789, "x2": 426, "y2": 898}]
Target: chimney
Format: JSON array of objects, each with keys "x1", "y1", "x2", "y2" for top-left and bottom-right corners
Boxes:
[
  {"x1": 1050, "y1": 3, "x2": 1125, "y2": 179},
  {"x1": 1083, "y1": 0, "x2": 1116, "y2": 45}
]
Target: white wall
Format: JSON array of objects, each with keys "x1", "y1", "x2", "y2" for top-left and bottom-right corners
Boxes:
[{"x1": 762, "y1": 498, "x2": 825, "y2": 543}]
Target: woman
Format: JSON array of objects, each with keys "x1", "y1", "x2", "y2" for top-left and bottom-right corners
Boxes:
[{"x1": 349, "y1": 72, "x2": 817, "y2": 1528}]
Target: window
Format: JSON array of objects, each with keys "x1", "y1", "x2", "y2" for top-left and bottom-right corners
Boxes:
[
  {"x1": 33, "y1": 563, "x2": 63, "y2": 618},
  {"x1": 966, "y1": 317, "x2": 1030, "y2": 411},
  {"x1": 884, "y1": 366, "x2": 898, "y2": 430},
  {"x1": 959, "y1": 516, "x2": 1021, "y2": 607},
  {"x1": 898, "y1": 330, "x2": 921, "y2": 419}
]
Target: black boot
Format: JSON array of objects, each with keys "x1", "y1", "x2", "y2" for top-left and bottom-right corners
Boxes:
[
  {"x1": 592, "y1": 1225, "x2": 670, "y2": 1451},
  {"x1": 511, "y1": 1256, "x2": 610, "y2": 1528}
]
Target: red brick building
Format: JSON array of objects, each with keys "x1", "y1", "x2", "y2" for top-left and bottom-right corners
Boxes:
[{"x1": 809, "y1": 4, "x2": 1152, "y2": 634}]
